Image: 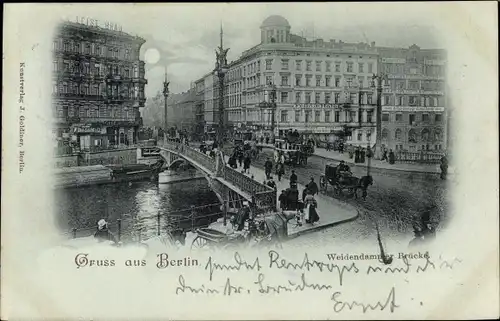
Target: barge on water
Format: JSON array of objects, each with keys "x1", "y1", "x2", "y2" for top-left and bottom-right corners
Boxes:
[{"x1": 54, "y1": 147, "x2": 166, "y2": 189}]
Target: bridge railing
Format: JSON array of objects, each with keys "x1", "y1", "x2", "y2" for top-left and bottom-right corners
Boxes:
[
  {"x1": 62, "y1": 202, "x2": 225, "y2": 242},
  {"x1": 164, "y1": 138, "x2": 216, "y2": 173},
  {"x1": 163, "y1": 138, "x2": 276, "y2": 211}
]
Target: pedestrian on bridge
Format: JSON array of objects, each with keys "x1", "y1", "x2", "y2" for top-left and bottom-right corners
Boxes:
[
  {"x1": 290, "y1": 170, "x2": 297, "y2": 187},
  {"x1": 265, "y1": 157, "x2": 273, "y2": 179},
  {"x1": 243, "y1": 154, "x2": 251, "y2": 174},
  {"x1": 238, "y1": 149, "x2": 244, "y2": 168},
  {"x1": 276, "y1": 162, "x2": 285, "y2": 182}
]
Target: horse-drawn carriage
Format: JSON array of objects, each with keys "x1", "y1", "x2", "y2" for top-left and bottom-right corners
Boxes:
[
  {"x1": 319, "y1": 162, "x2": 373, "y2": 199},
  {"x1": 274, "y1": 139, "x2": 313, "y2": 166},
  {"x1": 191, "y1": 210, "x2": 298, "y2": 250}
]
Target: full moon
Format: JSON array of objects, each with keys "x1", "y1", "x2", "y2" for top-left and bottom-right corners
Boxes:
[{"x1": 144, "y1": 48, "x2": 160, "y2": 64}]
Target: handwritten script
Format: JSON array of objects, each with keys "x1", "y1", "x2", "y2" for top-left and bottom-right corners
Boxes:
[{"x1": 173, "y1": 250, "x2": 462, "y2": 314}]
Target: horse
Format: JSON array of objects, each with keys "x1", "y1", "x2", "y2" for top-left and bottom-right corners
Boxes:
[
  {"x1": 354, "y1": 175, "x2": 373, "y2": 200},
  {"x1": 333, "y1": 174, "x2": 373, "y2": 200}
]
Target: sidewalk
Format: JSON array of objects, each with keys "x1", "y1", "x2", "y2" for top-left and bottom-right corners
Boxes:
[
  {"x1": 222, "y1": 154, "x2": 359, "y2": 238},
  {"x1": 257, "y1": 143, "x2": 440, "y2": 174}
]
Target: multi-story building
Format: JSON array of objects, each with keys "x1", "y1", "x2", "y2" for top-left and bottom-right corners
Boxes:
[
  {"x1": 194, "y1": 78, "x2": 206, "y2": 136},
  {"x1": 52, "y1": 20, "x2": 147, "y2": 152},
  {"x1": 378, "y1": 45, "x2": 447, "y2": 152},
  {"x1": 195, "y1": 15, "x2": 380, "y2": 146},
  {"x1": 166, "y1": 86, "x2": 199, "y2": 134}
]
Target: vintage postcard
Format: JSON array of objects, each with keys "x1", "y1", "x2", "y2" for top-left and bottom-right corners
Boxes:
[{"x1": 2, "y1": 2, "x2": 499, "y2": 320}]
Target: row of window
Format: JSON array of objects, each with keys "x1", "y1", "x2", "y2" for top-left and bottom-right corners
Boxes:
[
  {"x1": 382, "y1": 95, "x2": 443, "y2": 107},
  {"x1": 270, "y1": 59, "x2": 375, "y2": 74},
  {"x1": 382, "y1": 112, "x2": 443, "y2": 123},
  {"x1": 277, "y1": 110, "x2": 373, "y2": 123},
  {"x1": 53, "y1": 60, "x2": 141, "y2": 78},
  {"x1": 382, "y1": 128, "x2": 444, "y2": 142},
  {"x1": 227, "y1": 58, "x2": 376, "y2": 81},
  {"x1": 381, "y1": 63, "x2": 445, "y2": 77},
  {"x1": 52, "y1": 81, "x2": 144, "y2": 99},
  {"x1": 390, "y1": 79, "x2": 445, "y2": 91},
  {"x1": 57, "y1": 105, "x2": 137, "y2": 119},
  {"x1": 53, "y1": 39, "x2": 133, "y2": 60}
]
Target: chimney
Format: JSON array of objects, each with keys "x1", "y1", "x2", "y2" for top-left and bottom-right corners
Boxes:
[{"x1": 371, "y1": 41, "x2": 375, "y2": 47}]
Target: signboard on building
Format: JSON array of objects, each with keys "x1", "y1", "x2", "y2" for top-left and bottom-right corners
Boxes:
[
  {"x1": 70, "y1": 16, "x2": 123, "y2": 32},
  {"x1": 381, "y1": 58, "x2": 406, "y2": 64},
  {"x1": 73, "y1": 125, "x2": 107, "y2": 134},
  {"x1": 382, "y1": 106, "x2": 445, "y2": 112},
  {"x1": 294, "y1": 103, "x2": 340, "y2": 109}
]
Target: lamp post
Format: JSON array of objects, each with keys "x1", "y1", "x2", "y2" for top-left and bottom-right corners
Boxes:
[
  {"x1": 371, "y1": 73, "x2": 388, "y2": 159},
  {"x1": 214, "y1": 25, "x2": 229, "y2": 148},
  {"x1": 163, "y1": 71, "x2": 170, "y2": 141}
]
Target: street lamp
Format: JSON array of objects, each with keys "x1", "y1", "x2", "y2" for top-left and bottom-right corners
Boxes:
[
  {"x1": 214, "y1": 26, "x2": 229, "y2": 148},
  {"x1": 371, "y1": 73, "x2": 388, "y2": 159},
  {"x1": 163, "y1": 72, "x2": 170, "y2": 141}
]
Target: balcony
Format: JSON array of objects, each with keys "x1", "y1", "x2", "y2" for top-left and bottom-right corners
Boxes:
[
  {"x1": 78, "y1": 117, "x2": 142, "y2": 127},
  {"x1": 54, "y1": 116, "x2": 81, "y2": 124},
  {"x1": 132, "y1": 77, "x2": 148, "y2": 84},
  {"x1": 106, "y1": 75, "x2": 129, "y2": 83}
]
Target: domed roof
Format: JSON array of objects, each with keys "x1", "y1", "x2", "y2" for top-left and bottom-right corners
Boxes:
[{"x1": 260, "y1": 15, "x2": 290, "y2": 28}]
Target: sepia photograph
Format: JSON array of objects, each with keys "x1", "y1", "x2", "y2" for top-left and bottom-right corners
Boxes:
[{"x1": 2, "y1": 2, "x2": 498, "y2": 320}]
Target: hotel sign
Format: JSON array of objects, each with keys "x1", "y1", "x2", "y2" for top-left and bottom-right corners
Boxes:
[
  {"x1": 294, "y1": 103, "x2": 340, "y2": 109},
  {"x1": 71, "y1": 16, "x2": 123, "y2": 32},
  {"x1": 381, "y1": 58, "x2": 406, "y2": 64},
  {"x1": 382, "y1": 106, "x2": 445, "y2": 112}
]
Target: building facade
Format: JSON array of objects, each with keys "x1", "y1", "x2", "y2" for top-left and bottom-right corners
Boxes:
[
  {"x1": 193, "y1": 15, "x2": 448, "y2": 151},
  {"x1": 195, "y1": 15, "x2": 380, "y2": 147},
  {"x1": 52, "y1": 20, "x2": 147, "y2": 152},
  {"x1": 166, "y1": 86, "x2": 199, "y2": 134},
  {"x1": 378, "y1": 45, "x2": 447, "y2": 152}
]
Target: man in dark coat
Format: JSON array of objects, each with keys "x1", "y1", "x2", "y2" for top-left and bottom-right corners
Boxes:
[
  {"x1": 278, "y1": 190, "x2": 287, "y2": 210},
  {"x1": 306, "y1": 177, "x2": 319, "y2": 196},
  {"x1": 243, "y1": 154, "x2": 251, "y2": 173},
  {"x1": 360, "y1": 148, "x2": 366, "y2": 163},
  {"x1": 276, "y1": 162, "x2": 285, "y2": 182},
  {"x1": 290, "y1": 170, "x2": 298, "y2": 185},
  {"x1": 389, "y1": 149, "x2": 395, "y2": 164},
  {"x1": 354, "y1": 147, "x2": 360, "y2": 163},
  {"x1": 264, "y1": 157, "x2": 273, "y2": 179}
]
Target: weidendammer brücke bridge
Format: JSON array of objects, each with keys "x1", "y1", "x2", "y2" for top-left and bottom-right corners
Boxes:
[{"x1": 160, "y1": 138, "x2": 276, "y2": 212}]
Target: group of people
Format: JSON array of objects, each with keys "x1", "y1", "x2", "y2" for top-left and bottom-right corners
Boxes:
[
  {"x1": 228, "y1": 145, "x2": 252, "y2": 174},
  {"x1": 277, "y1": 173, "x2": 320, "y2": 225},
  {"x1": 381, "y1": 148, "x2": 396, "y2": 165}
]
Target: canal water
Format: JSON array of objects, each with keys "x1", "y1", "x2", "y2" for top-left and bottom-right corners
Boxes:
[{"x1": 55, "y1": 174, "x2": 221, "y2": 242}]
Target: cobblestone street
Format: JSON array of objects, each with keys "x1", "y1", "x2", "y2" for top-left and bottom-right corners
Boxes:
[{"x1": 248, "y1": 148, "x2": 450, "y2": 244}]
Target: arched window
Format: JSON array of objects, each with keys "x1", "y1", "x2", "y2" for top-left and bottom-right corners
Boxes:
[
  {"x1": 395, "y1": 128, "x2": 402, "y2": 141},
  {"x1": 434, "y1": 129, "x2": 442, "y2": 141},
  {"x1": 382, "y1": 128, "x2": 390, "y2": 141},
  {"x1": 408, "y1": 129, "x2": 417, "y2": 143},
  {"x1": 421, "y1": 128, "x2": 430, "y2": 141}
]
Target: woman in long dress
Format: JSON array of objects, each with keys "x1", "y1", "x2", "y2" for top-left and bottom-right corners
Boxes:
[{"x1": 303, "y1": 193, "x2": 319, "y2": 224}]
